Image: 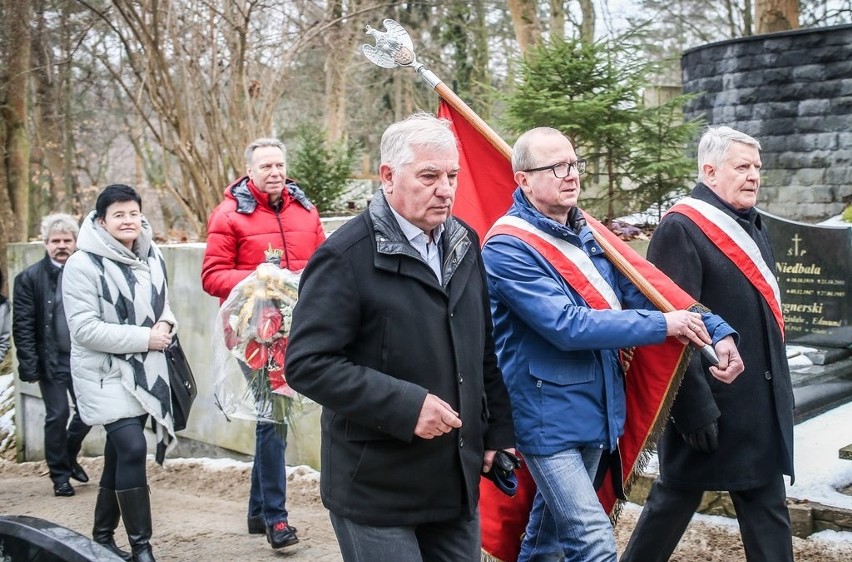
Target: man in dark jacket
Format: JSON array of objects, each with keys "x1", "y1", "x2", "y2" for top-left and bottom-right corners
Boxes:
[
  {"x1": 202, "y1": 138, "x2": 325, "y2": 550},
  {"x1": 13, "y1": 213, "x2": 91, "y2": 497},
  {"x1": 622, "y1": 126, "x2": 795, "y2": 562},
  {"x1": 286, "y1": 113, "x2": 516, "y2": 561}
]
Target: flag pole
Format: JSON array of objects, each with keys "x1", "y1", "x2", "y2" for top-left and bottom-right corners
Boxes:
[{"x1": 362, "y1": 19, "x2": 677, "y2": 315}]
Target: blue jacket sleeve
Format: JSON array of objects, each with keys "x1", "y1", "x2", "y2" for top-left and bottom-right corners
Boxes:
[{"x1": 483, "y1": 236, "x2": 668, "y2": 351}]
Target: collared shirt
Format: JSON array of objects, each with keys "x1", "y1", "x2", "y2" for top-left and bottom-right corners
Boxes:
[{"x1": 388, "y1": 206, "x2": 444, "y2": 282}]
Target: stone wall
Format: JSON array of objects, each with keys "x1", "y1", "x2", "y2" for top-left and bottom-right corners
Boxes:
[{"x1": 682, "y1": 24, "x2": 852, "y2": 222}]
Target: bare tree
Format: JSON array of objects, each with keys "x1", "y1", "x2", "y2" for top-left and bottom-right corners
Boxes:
[
  {"x1": 756, "y1": 0, "x2": 800, "y2": 32},
  {"x1": 0, "y1": 0, "x2": 32, "y2": 244},
  {"x1": 76, "y1": 0, "x2": 348, "y2": 235},
  {"x1": 323, "y1": 0, "x2": 383, "y2": 142},
  {"x1": 578, "y1": 0, "x2": 596, "y2": 42},
  {"x1": 508, "y1": 0, "x2": 542, "y2": 56},
  {"x1": 30, "y1": 0, "x2": 89, "y2": 222}
]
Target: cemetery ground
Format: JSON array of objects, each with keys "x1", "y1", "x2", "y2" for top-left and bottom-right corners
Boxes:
[
  {"x1": 1, "y1": 455, "x2": 851, "y2": 561},
  {"x1": 3, "y1": 373, "x2": 852, "y2": 561}
]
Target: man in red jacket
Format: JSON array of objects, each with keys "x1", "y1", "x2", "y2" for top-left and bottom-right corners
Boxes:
[{"x1": 202, "y1": 138, "x2": 325, "y2": 550}]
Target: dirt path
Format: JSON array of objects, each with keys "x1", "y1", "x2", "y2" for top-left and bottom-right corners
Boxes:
[{"x1": 2, "y1": 457, "x2": 850, "y2": 561}]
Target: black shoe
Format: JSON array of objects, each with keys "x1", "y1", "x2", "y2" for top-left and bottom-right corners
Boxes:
[
  {"x1": 266, "y1": 521, "x2": 299, "y2": 549},
  {"x1": 54, "y1": 482, "x2": 75, "y2": 497},
  {"x1": 247, "y1": 515, "x2": 265, "y2": 535},
  {"x1": 71, "y1": 462, "x2": 89, "y2": 483}
]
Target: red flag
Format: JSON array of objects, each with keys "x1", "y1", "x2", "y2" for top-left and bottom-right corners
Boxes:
[
  {"x1": 438, "y1": 99, "x2": 697, "y2": 561},
  {"x1": 437, "y1": 101, "x2": 516, "y2": 239}
]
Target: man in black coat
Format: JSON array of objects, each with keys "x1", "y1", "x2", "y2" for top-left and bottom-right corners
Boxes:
[
  {"x1": 622, "y1": 127, "x2": 794, "y2": 561},
  {"x1": 286, "y1": 113, "x2": 516, "y2": 561},
  {"x1": 13, "y1": 213, "x2": 92, "y2": 497}
]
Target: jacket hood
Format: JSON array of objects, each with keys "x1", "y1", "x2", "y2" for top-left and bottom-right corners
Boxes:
[
  {"x1": 225, "y1": 176, "x2": 314, "y2": 214},
  {"x1": 76, "y1": 210, "x2": 155, "y2": 266}
]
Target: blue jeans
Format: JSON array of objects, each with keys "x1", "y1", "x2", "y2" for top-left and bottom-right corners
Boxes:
[
  {"x1": 519, "y1": 447, "x2": 617, "y2": 562},
  {"x1": 240, "y1": 363, "x2": 289, "y2": 525},
  {"x1": 330, "y1": 509, "x2": 480, "y2": 562},
  {"x1": 248, "y1": 421, "x2": 288, "y2": 525}
]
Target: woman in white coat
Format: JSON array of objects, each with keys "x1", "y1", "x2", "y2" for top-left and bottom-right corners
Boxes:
[{"x1": 63, "y1": 184, "x2": 176, "y2": 562}]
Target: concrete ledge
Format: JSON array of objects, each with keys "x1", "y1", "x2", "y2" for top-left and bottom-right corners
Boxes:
[{"x1": 628, "y1": 473, "x2": 852, "y2": 538}]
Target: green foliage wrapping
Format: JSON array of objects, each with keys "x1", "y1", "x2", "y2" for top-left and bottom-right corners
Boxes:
[
  {"x1": 288, "y1": 124, "x2": 359, "y2": 214},
  {"x1": 501, "y1": 35, "x2": 703, "y2": 222}
]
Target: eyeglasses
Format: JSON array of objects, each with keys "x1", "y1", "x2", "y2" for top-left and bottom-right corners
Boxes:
[{"x1": 522, "y1": 159, "x2": 587, "y2": 178}]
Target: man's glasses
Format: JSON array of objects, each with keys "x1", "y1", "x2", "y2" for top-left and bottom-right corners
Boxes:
[{"x1": 522, "y1": 159, "x2": 587, "y2": 178}]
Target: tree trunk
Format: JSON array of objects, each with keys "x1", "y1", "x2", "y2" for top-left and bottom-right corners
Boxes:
[
  {"x1": 470, "y1": 0, "x2": 490, "y2": 117},
  {"x1": 756, "y1": 0, "x2": 799, "y2": 33},
  {"x1": 578, "y1": 0, "x2": 595, "y2": 43},
  {"x1": 550, "y1": 0, "x2": 565, "y2": 40},
  {"x1": 323, "y1": 1, "x2": 375, "y2": 142},
  {"x1": 31, "y1": 0, "x2": 80, "y2": 223},
  {"x1": 1, "y1": 0, "x2": 32, "y2": 242},
  {"x1": 508, "y1": 0, "x2": 542, "y2": 56}
]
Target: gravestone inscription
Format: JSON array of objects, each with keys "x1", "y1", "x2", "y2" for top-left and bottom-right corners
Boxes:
[{"x1": 758, "y1": 209, "x2": 850, "y2": 347}]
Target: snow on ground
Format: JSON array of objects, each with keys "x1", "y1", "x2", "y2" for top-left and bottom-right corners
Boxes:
[
  {"x1": 642, "y1": 400, "x2": 852, "y2": 510},
  {"x1": 787, "y1": 400, "x2": 852, "y2": 510}
]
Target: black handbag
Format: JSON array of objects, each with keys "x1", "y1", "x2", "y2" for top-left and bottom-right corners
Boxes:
[{"x1": 164, "y1": 335, "x2": 197, "y2": 431}]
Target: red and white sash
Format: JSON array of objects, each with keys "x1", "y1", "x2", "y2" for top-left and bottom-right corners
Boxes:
[
  {"x1": 485, "y1": 215, "x2": 621, "y2": 311},
  {"x1": 667, "y1": 198, "x2": 784, "y2": 338}
]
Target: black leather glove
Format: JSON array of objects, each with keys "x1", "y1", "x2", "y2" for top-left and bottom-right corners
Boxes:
[
  {"x1": 682, "y1": 421, "x2": 719, "y2": 453},
  {"x1": 482, "y1": 449, "x2": 521, "y2": 497}
]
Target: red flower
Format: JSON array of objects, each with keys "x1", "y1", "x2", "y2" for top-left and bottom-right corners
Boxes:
[
  {"x1": 256, "y1": 304, "x2": 282, "y2": 340},
  {"x1": 268, "y1": 366, "x2": 286, "y2": 390},
  {"x1": 223, "y1": 324, "x2": 239, "y2": 350},
  {"x1": 270, "y1": 337, "x2": 288, "y2": 368},
  {"x1": 244, "y1": 340, "x2": 269, "y2": 370}
]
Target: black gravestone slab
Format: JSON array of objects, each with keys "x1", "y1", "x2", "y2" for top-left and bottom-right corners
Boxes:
[
  {"x1": 0, "y1": 515, "x2": 123, "y2": 561},
  {"x1": 758, "y1": 209, "x2": 851, "y2": 347}
]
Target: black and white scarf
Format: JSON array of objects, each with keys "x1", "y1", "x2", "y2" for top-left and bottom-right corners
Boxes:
[{"x1": 84, "y1": 214, "x2": 176, "y2": 463}]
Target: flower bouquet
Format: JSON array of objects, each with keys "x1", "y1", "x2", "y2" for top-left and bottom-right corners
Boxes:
[{"x1": 213, "y1": 262, "x2": 304, "y2": 426}]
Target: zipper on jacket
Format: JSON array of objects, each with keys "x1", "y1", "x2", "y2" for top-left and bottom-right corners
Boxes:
[{"x1": 275, "y1": 208, "x2": 291, "y2": 270}]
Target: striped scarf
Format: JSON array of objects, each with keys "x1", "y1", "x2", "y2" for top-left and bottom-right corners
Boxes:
[{"x1": 86, "y1": 219, "x2": 176, "y2": 463}]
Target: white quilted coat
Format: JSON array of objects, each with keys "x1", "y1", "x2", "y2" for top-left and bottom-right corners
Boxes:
[{"x1": 62, "y1": 213, "x2": 176, "y2": 427}]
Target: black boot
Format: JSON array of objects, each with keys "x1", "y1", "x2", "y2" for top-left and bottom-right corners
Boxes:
[
  {"x1": 116, "y1": 487, "x2": 156, "y2": 562},
  {"x1": 93, "y1": 487, "x2": 132, "y2": 561}
]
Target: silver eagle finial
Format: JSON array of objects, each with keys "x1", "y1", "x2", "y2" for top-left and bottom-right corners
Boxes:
[{"x1": 363, "y1": 19, "x2": 415, "y2": 68}]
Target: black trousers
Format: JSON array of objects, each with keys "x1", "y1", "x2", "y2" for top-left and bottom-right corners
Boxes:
[
  {"x1": 38, "y1": 370, "x2": 91, "y2": 485},
  {"x1": 621, "y1": 476, "x2": 793, "y2": 562},
  {"x1": 101, "y1": 415, "x2": 149, "y2": 491}
]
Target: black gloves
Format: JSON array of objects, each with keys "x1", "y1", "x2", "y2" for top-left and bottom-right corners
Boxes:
[
  {"x1": 482, "y1": 449, "x2": 521, "y2": 497},
  {"x1": 682, "y1": 420, "x2": 719, "y2": 453}
]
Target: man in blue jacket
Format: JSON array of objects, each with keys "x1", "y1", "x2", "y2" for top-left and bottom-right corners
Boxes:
[{"x1": 481, "y1": 127, "x2": 744, "y2": 561}]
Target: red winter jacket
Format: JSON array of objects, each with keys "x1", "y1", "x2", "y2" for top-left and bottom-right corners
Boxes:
[{"x1": 201, "y1": 176, "x2": 326, "y2": 301}]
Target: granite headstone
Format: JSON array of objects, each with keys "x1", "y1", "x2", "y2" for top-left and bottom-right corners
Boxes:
[{"x1": 758, "y1": 209, "x2": 850, "y2": 347}]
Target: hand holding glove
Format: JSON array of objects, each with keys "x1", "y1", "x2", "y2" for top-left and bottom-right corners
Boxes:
[
  {"x1": 682, "y1": 420, "x2": 719, "y2": 453},
  {"x1": 482, "y1": 449, "x2": 521, "y2": 496}
]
